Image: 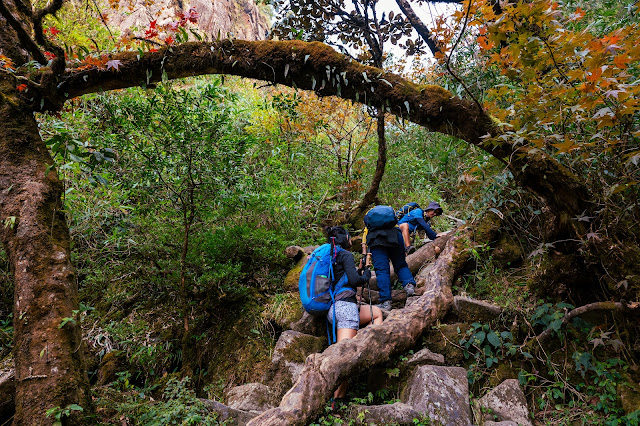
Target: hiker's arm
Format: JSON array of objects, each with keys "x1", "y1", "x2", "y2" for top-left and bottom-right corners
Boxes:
[
  {"x1": 341, "y1": 251, "x2": 371, "y2": 285},
  {"x1": 416, "y1": 217, "x2": 438, "y2": 240}
]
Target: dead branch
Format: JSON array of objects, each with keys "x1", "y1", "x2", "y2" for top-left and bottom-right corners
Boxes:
[{"x1": 535, "y1": 301, "x2": 640, "y2": 344}]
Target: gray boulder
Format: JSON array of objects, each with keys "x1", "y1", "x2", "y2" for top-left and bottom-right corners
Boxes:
[
  {"x1": 478, "y1": 379, "x2": 532, "y2": 426},
  {"x1": 225, "y1": 382, "x2": 276, "y2": 413},
  {"x1": 200, "y1": 399, "x2": 257, "y2": 426},
  {"x1": 347, "y1": 402, "x2": 422, "y2": 425},
  {"x1": 288, "y1": 311, "x2": 326, "y2": 337},
  {"x1": 406, "y1": 348, "x2": 445, "y2": 366},
  {"x1": 262, "y1": 330, "x2": 326, "y2": 398},
  {"x1": 402, "y1": 365, "x2": 472, "y2": 426},
  {"x1": 453, "y1": 296, "x2": 502, "y2": 322}
]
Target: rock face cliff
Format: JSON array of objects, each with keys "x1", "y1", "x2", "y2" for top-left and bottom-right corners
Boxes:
[{"x1": 108, "y1": 0, "x2": 269, "y2": 41}]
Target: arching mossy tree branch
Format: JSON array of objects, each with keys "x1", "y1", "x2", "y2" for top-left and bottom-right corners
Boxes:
[{"x1": 50, "y1": 39, "x2": 593, "y2": 226}]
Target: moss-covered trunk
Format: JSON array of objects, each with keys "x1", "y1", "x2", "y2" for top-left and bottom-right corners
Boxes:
[{"x1": 0, "y1": 75, "x2": 91, "y2": 425}]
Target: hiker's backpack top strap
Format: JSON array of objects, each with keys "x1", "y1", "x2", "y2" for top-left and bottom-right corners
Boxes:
[{"x1": 395, "y1": 202, "x2": 421, "y2": 221}]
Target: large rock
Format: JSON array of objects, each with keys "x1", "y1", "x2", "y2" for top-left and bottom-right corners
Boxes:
[
  {"x1": 453, "y1": 296, "x2": 502, "y2": 323},
  {"x1": 423, "y1": 323, "x2": 468, "y2": 365},
  {"x1": 225, "y1": 383, "x2": 277, "y2": 413},
  {"x1": 406, "y1": 348, "x2": 445, "y2": 366},
  {"x1": 402, "y1": 365, "x2": 472, "y2": 426},
  {"x1": 347, "y1": 402, "x2": 422, "y2": 425},
  {"x1": 200, "y1": 399, "x2": 257, "y2": 426},
  {"x1": 108, "y1": 0, "x2": 269, "y2": 42},
  {"x1": 288, "y1": 311, "x2": 326, "y2": 337},
  {"x1": 619, "y1": 382, "x2": 640, "y2": 414},
  {"x1": 478, "y1": 379, "x2": 532, "y2": 426},
  {"x1": 262, "y1": 330, "x2": 326, "y2": 398}
]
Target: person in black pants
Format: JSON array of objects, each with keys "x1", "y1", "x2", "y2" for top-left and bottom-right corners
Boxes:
[{"x1": 364, "y1": 225, "x2": 416, "y2": 311}]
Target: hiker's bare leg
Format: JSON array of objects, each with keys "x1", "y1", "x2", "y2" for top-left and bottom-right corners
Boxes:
[
  {"x1": 359, "y1": 305, "x2": 383, "y2": 325},
  {"x1": 399, "y1": 223, "x2": 411, "y2": 248},
  {"x1": 334, "y1": 328, "x2": 357, "y2": 398}
]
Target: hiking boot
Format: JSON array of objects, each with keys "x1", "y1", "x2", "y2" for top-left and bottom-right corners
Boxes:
[
  {"x1": 405, "y1": 245, "x2": 416, "y2": 255},
  {"x1": 331, "y1": 397, "x2": 345, "y2": 411},
  {"x1": 404, "y1": 283, "x2": 415, "y2": 297},
  {"x1": 377, "y1": 300, "x2": 392, "y2": 311}
]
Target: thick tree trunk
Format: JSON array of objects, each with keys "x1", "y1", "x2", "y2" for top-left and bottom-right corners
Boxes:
[{"x1": 0, "y1": 76, "x2": 91, "y2": 425}]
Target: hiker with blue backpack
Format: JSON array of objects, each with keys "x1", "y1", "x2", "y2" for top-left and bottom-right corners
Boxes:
[
  {"x1": 323, "y1": 226, "x2": 383, "y2": 405},
  {"x1": 397, "y1": 201, "x2": 444, "y2": 255},
  {"x1": 363, "y1": 205, "x2": 417, "y2": 311},
  {"x1": 298, "y1": 226, "x2": 383, "y2": 407}
]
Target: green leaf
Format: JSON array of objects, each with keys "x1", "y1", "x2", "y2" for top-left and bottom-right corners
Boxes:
[
  {"x1": 556, "y1": 302, "x2": 574, "y2": 309},
  {"x1": 487, "y1": 331, "x2": 501, "y2": 348},
  {"x1": 474, "y1": 330, "x2": 486, "y2": 344},
  {"x1": 500, "y1": 331, "x2": 513, "y2": 340}
]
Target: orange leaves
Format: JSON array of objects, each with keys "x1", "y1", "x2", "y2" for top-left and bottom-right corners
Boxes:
[
  {"x1": 467, "y1": 0, "x2": 640, "y2": 171},
  {"x1": 0, "y1": 54, "x2": 15, "y2": 71},
  {"x1": 552, "y1": 137, "x2": 579, "y2": 154},
  {"x1": 613, "y1": 54, "x2": 631, "y2": 69},
  {"x1": 16, "y1": 84, "x2": 28, "y2": 92},
  {"x1": 477, "y1": 36, "x2": 495, "y2": 51}
]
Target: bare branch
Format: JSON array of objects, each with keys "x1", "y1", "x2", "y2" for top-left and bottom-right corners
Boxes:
[
  {"x1": 0, "y1": 0, "x2": 47, "y2": 64},
  {"x1": 395, "y1": 0, "x2": 441, "y2": 56},
  {"x1": 535, "y1": 301, "x2": 640, "y2": 344}
]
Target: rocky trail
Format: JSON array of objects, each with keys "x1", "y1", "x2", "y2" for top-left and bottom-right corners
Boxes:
[{"x1": 202, "y1": 215, "x2": 535, "y2": 425}]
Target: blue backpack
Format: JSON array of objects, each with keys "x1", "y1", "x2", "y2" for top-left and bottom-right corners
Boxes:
[
  {"x1": 298, "y1": 243, "x2": 350, "y2": 343},
  {"x1": 395, "y1": 202, "x2": 421, "y2": 221},
  {"x1": 364, "y1": 205, "x2": 397, "y2": 231}
]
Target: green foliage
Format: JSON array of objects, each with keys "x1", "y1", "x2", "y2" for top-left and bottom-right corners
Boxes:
[
  {"x1": 459, "y1": 322, "x2": 519, "y2": 384},
  {"x1": 43, "y1": 118, "x2": 116, "y2": 186},
  {"x1": 45, "y1": 403, "x2": 83, "y2": 426},
  {"x1": 0, "y1": 313, "x2": 13, "y2": 357},
  {"x1": 103, "y1": 377, "x2": 224, "y2": 425},
  {"x1": 530, "y1": 302, "x2": 575, "y2": 342}
]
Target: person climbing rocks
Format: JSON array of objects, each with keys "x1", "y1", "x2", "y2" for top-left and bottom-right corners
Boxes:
[
  {"x1": 363, "y1": 206, "x2": 417, "y2": 311},
  {"x1": 324, "y1": 226, "x2": 383, "y2": 409},
  {"x1": 397, "y1": 201, "x2": 444, "y2": 255}
]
